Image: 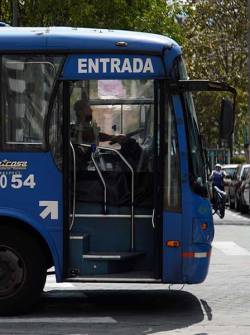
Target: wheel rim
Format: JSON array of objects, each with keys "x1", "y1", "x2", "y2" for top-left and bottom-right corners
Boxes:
[{"x1": 0, "y1": 246, "x2": 25, "y2": 298}]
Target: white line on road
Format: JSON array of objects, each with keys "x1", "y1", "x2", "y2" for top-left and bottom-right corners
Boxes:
[
  {"x1": 0, "y1": 317, "x2": 117, "y2": 324},
  {"x1": 213, "y1": 241, "x2": 250, "y2": 256}
]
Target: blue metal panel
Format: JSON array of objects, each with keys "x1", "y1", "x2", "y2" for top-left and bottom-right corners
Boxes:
[
  {"x1": 61, "y1": 54, "x2": 165, "y2": 80},
  {"x1": 0, "y1": 27, "x2": 180, "y2": 55},
  {"x1": 0, "y1": 152, "x2": 63, "y2": 281},
  {"x1": 163, "y1": 45, "x2": 182, "y2": 78}
]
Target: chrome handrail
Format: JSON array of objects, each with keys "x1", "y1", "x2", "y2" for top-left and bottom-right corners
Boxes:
[
  {"x1": 91, "y1": 150, "x2": 107, "y2": 214},
  {"x1": 79, "y1": 143, "x2": 135, "y2": 251}
]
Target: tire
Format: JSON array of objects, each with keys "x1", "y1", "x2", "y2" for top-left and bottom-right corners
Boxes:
[
  {"x1": 218, "y1": 195, "x2": 226, "y2": 218},
  {"x1": 220, "y1": 207, "x2": 225, "y2": 219},
  {"x1": 0, "y1": 226, "x2": 47, "y2": 315},
  {"x1": 240, "y1": 204, "x2": 249, "y2": 214}
]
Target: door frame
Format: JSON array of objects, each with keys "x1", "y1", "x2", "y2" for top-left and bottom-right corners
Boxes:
[{"x1": 62, "y1": 79, "x2": 164, "y2": 279}]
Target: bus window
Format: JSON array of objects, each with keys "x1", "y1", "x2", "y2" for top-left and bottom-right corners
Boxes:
[
  {"x1": 70, "y1": 80, "x2": 154, "y2": 172},
  {"x1": 1, "y1": 56, "x2": 63, "y2": 150}
]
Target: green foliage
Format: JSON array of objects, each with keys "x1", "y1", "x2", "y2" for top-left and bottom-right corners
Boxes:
[
  {"x1": 231, "y1": 155, "x2": 246, "y2": 164},
  {"x1": 0, "y1": 0, "x2": 183, "y2": 43},
  {"x1": 181, "y1": 0, "x2": 247, "y2": 150}
]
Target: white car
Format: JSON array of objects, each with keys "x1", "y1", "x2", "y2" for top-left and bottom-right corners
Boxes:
[{"x1": 221, "y1": 164, "x2": 239, "y2": 202}]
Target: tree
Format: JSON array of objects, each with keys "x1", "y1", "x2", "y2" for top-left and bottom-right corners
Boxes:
[
  {"x1": 0, "y1": 0, "x2": 183, "y2": 44},
  {"x1": 181, "y1": 0, "x2": 247, "y2": 152}
]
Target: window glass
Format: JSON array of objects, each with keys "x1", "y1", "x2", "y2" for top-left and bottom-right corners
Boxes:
[
  {"x1": 49, "y1": 83, "x2": 63, "y2": 170},
  {"x1": 1, "y1": 55, "x2": 63, "y2": 149},
  {"x1": 89, "y1": 80, "x2": 153, "y2": 100},
  {"x1": 176, "y1": 56, "x2": 208, "y2": 197},
  {"x1": 164, "y1": 100, "x2": 181, "y2": 211},
  {"x1": 70, "y1": 80, "x2": 154, "y2": 172}
]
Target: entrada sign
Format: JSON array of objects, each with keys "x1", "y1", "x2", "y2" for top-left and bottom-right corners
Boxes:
[
  {"x1": 62, "y1": 54, "x2": 164, "y2": 79},
  {"x1": 78, "y1": 57, "x2": 154, "y2": 74}
]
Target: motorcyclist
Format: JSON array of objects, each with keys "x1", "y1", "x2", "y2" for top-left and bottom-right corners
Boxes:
[
  {"x1": 209, "y1": 163, "x2": 226, "y2": 191},
  {"x1": 209, "y1": 164, "x2": 227, "y2": 217}
]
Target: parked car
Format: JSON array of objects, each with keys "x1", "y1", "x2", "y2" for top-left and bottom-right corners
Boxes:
[
  {"x1": 239, "y1": 169, "x2": 250, "y2": 213},
  {"x1": 228, "y1": 164, "x2": 250, "y2": 210},
  {"x1": 221, "y1": 164, "x2": 239, "y2": 202}
]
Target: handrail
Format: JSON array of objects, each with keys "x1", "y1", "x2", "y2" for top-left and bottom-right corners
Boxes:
[
  {"x1": 91, "y1": 150, "x2": 107, "y2": 214},
  {"x1": 79, "y1": 143, "x2": 135, "y2": 251},
  {"x1": 79, "y1": 144, "x2": 107, "y2": 215}
]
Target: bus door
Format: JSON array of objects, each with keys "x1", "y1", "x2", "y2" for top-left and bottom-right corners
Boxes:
[{"x1": 65, "y1": 78, "x2": 162, "y2": 279}]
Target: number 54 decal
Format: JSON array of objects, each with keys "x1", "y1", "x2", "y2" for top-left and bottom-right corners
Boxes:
[{"x1": 0, "y1": 174, "x2": 36, "y2": 189}]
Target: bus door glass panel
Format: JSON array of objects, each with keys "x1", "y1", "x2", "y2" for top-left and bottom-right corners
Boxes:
[
  {"x1": 1, "y1": 55, "x2": 62, "y2": 150},
  {"x1": 49, "y1": 83, "x2": 63, "y2": 170},
  {"x1": 164, "y1": 100, "x2": 181, "y2": 211},
  {"x1": 69, "y1": 80, "x2": 154, "y2": 212}
]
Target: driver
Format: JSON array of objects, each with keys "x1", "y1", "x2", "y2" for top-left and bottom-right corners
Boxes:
[
  {"x1": 73, "y1": 98, "x2": 125, "y2": 145},
  {"x1": 73, "y1": 97, "x2": 142, "y2": 170}
]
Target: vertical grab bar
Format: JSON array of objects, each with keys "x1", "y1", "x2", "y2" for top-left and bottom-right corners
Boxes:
[
  {"x1": 91, "y1": 150, "x2": 107, "y2": 214},
  {"x1": 78, "y1": 144, "x2": 135, "y2": 251},
  {"x1": 79, "y1": 144, "x2": 108, "y2": 215},
  {"x1": 97, "y1": 146, "x2": 135, "y2": 252},
  {"x1": 69, "y1": 141, "x2": 76, "y2": 231}
]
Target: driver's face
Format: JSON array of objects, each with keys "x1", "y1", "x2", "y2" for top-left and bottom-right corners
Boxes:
[
  {"x1": 78, "y1": 105, "x2": 92, "y2": 123},
  {"x1": 85, "y1": 107, "x2": 93, "y2": 122}
]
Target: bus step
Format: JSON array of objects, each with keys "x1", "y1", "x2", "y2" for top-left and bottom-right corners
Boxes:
[
  {"x1": 82, "y1": 251, "x2": 144, "y2": 260},
  {"x1": 69, "y1": 233, "x2": 90, "y2": 270},
  {"x1": 81, "y1": 251, "x2": 144, "y2": 275}
]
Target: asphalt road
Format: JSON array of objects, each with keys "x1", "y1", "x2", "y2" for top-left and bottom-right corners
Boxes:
[{"x1": 1, "y1": 209, "x2": 250, "y2": 335}]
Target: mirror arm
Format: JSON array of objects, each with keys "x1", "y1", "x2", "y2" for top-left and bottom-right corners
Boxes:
[{"x1": 168, "y1": 80, "x2": 237, "y2": 97}]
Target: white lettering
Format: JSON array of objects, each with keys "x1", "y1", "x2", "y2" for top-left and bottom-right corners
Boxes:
[
  {"x1": 78, "y1": 58, "x2": 87, "y2": 73},
  {"x1": 99, "y1": 58, "x2": 110, "y2": 73},
  {"x1": 121, "y1": 58, "x2": 132, "y2": 73},
  {"x1": 110, "y1": 58, "x2": 121, "y2": 73},
  {"x1": 133, "y1": 58, "x2": 143, "y2": 73},
  {"x1": 143, "y1": 58, "x2": 154, "y2": 73},
  {"x1": 77, "y1": 57, "x2": 155, "y2": 74},
  {"x1": 88, "y1": 58, "x2": 99, "y2": 73}
]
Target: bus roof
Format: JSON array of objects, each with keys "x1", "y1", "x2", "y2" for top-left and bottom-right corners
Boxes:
[{"x1": 0, "y1": 26, "x2": 181, "y2": 55}]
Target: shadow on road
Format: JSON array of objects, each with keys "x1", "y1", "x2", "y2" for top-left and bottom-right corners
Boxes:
[{"x1": 22, "y1": 289, "x2": 208, "y2": 334}]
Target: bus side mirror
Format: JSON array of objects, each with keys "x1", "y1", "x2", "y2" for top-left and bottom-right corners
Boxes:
[{"x1": 220, "y1": 98, "x2": 234, "y2": 140}]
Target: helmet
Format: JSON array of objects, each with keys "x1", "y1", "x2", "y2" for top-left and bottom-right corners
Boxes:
[{"x1": 215, "y1": 163, "x2": 222, "y2": 168}]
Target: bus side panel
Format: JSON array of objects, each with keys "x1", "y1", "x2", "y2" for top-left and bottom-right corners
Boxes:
[
  {"x1": 162, "y1": 95, "x2": 188, "y2": 283},
  {"x1": 164, "y1": 96, "x2": 213, "y2": 284},
  {"x1": 0, "y1": 152, "x2": 63, "y2": 281},
  {"x1": 162, "y1": 211, "x2": 183, "y2": 283},
  {"x1": 182, "y1": 193, "x2": 213, "y2": 284}
]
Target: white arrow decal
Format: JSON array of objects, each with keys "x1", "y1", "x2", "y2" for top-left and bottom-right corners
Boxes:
[{"x1": 39, "y1": 201, "x2": 58, "y2": 220}]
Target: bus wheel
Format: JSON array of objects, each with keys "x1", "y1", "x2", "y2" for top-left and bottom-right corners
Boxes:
[{"x1": 0, "y1": 226, "x2": 47, "y2": 315}]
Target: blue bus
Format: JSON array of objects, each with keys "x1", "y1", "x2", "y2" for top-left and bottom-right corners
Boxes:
[{"x1": 0, "y1": 26, "x2": 235, "y2": 315}]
